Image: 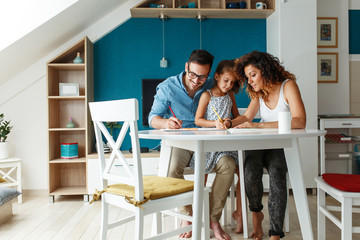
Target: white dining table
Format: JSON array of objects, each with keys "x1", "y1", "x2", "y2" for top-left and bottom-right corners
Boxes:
[{"x1": 138, "y1": 128, "x2": 326, "y2": 240}]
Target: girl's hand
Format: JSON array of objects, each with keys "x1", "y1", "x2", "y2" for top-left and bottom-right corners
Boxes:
[
  {"x1": 215, "y1": 119, "x2": 227, "y2": 129},
  {"x1": 223, "y1": 118, "x2": 232, "y2": 129},
  {"x1": 234, "y1": 121, "x2": 253, "y2": 128}
]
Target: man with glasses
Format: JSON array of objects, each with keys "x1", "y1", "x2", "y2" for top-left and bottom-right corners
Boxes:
[{"x1": 149, "y1": 50, "x2": 235, "y2": 240}]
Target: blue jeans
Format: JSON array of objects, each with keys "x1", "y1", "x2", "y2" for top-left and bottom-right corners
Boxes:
[{"x1": 244, "y1": 149, "x2": 288, "y2": 238}]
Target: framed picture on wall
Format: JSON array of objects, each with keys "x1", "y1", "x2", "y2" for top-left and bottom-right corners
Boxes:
[
  {"x1": 317, "y1": 17, "x2": 338, "y2": 48},
  {"x1": 317, "y1": 52, "x2": 338, "y2": 83}
]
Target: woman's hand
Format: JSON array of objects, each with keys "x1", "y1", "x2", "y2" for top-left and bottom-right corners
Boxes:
[{"x1": 234, "y1": 121, "x2": 254, "y2": 128}]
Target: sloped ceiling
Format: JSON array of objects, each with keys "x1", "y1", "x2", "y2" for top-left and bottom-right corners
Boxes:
[{"x1": 0, "y1": 0, "x2": 132, "y2": 85}]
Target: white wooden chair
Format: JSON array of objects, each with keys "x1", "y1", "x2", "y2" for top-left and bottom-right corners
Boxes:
[
  {"x1": 315, "y1": 173, "x2": 360, "y2": 240},
  {"x1": 89, "y1": 99, "x2": 211, "y2": 240}
]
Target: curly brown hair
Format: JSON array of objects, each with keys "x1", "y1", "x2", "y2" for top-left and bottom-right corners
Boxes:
[
  {"x1": 235, "y1": 51, "x2": 296, "y2": 100},
  {"x1": 215, "y1": 59, "x2": 241, "y2": 94}
]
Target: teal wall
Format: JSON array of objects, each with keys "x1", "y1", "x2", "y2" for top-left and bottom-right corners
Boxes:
[
  {"x1": 350, "y1": 10, "x2": 360, "y2": 54},
  {"x1": 94, "y1": 18, "x2": 266, "y2": 150}
]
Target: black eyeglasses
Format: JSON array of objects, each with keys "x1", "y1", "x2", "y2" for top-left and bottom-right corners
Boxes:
[{"x1": 187, "y1": 65, "x2": 208, "y2": 81}]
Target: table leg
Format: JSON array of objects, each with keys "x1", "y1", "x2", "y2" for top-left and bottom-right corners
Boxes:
[
  {"x1": 284, "y1": 138, "x2": 313, "y2": 240},
  {"x1": 193, "y1": 140, "x2": 206, "y2": 240},
  {"x1": 238, "y1": 150, "x2": 248, "y2": 238},
  {"x1": 158, "y1": 140, "x2": 172, "y2": 177},
  {"x1": 17, "y1": 162, "x2": 22, "y2": 203}
]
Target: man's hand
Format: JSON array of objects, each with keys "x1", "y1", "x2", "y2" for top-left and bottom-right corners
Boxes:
[{"x1": 166, "y1": 117, "x2": 183, "y2": 129}]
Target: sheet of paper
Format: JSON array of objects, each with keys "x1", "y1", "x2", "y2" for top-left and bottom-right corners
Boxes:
[
  {"x1": 160, "y1": 128, "x2": 226, "y2": 132},
  {"x1": 227, "y1": 128, "x2": 277, "y2": 133}
]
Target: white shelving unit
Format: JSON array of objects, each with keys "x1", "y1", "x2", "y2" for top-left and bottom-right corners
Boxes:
[{"x1": 319, "y1": 116, "x2": 360, "y2": 175}]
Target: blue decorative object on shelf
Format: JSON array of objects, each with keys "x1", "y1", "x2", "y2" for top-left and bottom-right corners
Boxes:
[
  {"x1": 73, "y1": 52, "x2": 83, "y2": 63},
  {"x1": 61, "y1": 143, "x2": 78, "y2": 159},
  {"x1": 226, "y1": 2, "x2": 240, "y2": 8},
  {"x1": 239, "y1": 1, "x2": 247, "y2": 9}
]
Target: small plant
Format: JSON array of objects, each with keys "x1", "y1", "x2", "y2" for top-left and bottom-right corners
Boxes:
[
  {"x1": 105, "y1": 122, "x2": 122, "y2": 136},
  {"x1": 0, "y1": 113, "x2": 12, "y2": 142}
]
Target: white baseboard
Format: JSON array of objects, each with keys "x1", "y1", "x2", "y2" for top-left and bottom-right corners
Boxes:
[{"x1": 350, "y1": 54, "x2": 360, "y2": 61}]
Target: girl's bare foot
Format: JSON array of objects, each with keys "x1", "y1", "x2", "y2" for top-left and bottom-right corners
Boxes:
[
  {"x1": 232, "y1": 211, "x2": 243, "y2": 234},
  {"x1": 251, "y1": 211, "x2": 264, "y2": 240},
  {"x1": 179, "y1": 220, "x2": 192, "y2": 238},
  {"x1": 210, "y1": 221, "x2": 231, "y2": 240}
]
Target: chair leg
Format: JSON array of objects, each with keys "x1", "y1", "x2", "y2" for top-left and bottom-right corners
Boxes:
[
  {"x1": 230, "y1": 179, "x2": 235, "y2": 229},
  {"x1": 222, "y1": 198, "x2": 227, "y2": 226},
  {"x1": 202, "y1": 190, "x2": 210, "y2": 240},
  {"x1": 151, "y1": 212, "x2": 162, "y2": 236},
  {"x1": 100, "y1": 199, "x2": 109, "y2": 240},
  {"x1": 135, "y1": 209, "x2": 144, "y2": 240},
  {"x1": 174, "y1": 207, "x2": 179, "y2": 227},
  {"x1": 317, "y1": 186, "x2": 326, "y2": 240},
  {"x1": 342, "y1": 198, "x2": 352, "y2": 240},
  {"x1": 284, "y1": 173, "x2": 290, "y2": 232}
]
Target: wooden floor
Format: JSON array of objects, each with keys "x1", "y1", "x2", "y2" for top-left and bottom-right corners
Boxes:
[{"x1": 0, "y1": 193, "x2": 359, "y2": 240}]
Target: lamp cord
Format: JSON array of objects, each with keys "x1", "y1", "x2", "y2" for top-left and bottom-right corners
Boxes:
[
  {"x1": 199, "y1": 19, "x2": 202, "y2": 50},
  {"x1": 162, "y1": 19, "x2": 165, "y2": 58}
]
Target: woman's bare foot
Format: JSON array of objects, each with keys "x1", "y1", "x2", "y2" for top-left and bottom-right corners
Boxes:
[
  {"x1": 270, "y1": 236, "x2": 280, "y2": 240},
  {"x1": 251, "y1": 211, "x2": 264, "y2": 240},
  {"x1": 232, "y1": 211, "x2": 243, "y2": 234},
  {"x1": 179, "y1": 220, "x2": 192, "y2": 238},
  {"x1": 210, "y1": 221, "x2": 231, "y2": 240}
]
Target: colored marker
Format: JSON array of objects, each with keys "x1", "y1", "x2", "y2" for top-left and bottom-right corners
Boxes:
[{"x1": 168, "y1": 106, "x2": 176, "y2": 118}]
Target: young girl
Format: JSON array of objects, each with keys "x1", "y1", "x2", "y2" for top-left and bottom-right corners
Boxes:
[
  {"x1": 190, "y1": 59, "x2": 244, "y2": 236},
  {"x1": 233, "y1": 51, "x2": 306, "y2": 240}
]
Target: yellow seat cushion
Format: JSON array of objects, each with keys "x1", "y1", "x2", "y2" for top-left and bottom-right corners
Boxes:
[
  {"x1": 0, "y1": 177, "x2": 5, "y2": 183},
  {"x1": 91, "y1": 176, "x2": 194, "y2": 208}
]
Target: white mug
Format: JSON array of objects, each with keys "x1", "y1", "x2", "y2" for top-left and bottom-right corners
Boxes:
[
  {"x1": 278, "y1": 111, "x2": 291, "y2": 133},
  {"x1": 256, "y1": 2, "x2": 267, "y2": 9}
]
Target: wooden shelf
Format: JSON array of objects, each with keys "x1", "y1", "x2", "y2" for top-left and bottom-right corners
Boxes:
[
  {"x1": 87, "y1": 151, "x2": 161, "y2": 159},
  {"x1": 50, "y1": 157, "x2": 87, "y2": 163},
  {"x1": 47, "y1": 36, "x2": 94, "y2": 201},
  {"x1": 47, "y1": 63, "x2": 85, "y2": 70},
  {"x1": 131, "y1": 0, "x2": 275, "y2": 19},
  {"x1": 48, "y1": 96, "x2": 86, "y2": 100},
  {"x1": 49, "y1": 186, "x2": 87, "y2": 196},
  {"x1": 49, "y1": 128, "x2": 86, "y2": 131}
]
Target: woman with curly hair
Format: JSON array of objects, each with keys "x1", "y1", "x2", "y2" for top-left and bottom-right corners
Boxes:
[{"x1": 231, "y1": 51, "x2": 306, "y2": 240}]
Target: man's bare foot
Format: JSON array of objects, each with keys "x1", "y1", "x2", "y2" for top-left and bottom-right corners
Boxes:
[
  {"x1": 251, "y1": 211, "x2": 264, "y2": 240},
  {"x1": 179, "y1": 220, "x2": 192, "y2": 238},
  {"x1": 232, "y1": 211, "x2": 243, "y2": 234},
  {"x1": 210, "y1": 221, "x2": 231, "y2": 240}
]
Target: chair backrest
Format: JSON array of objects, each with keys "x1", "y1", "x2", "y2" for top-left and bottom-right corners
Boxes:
[{"x1": 89, "y1": 99, "x2": 144, "y2": 201}]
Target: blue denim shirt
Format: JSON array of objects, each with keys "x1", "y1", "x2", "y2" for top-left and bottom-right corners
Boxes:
[{"x1": 148, "y1": 71, "x2": 213, "y2": 128}]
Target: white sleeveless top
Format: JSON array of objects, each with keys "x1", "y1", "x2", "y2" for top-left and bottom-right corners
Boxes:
[{"x1": 259, "y1": 80, "x2": 290, "y2": 123}]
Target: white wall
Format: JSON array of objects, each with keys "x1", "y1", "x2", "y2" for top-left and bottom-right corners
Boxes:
[
  {"x1": 350, "y1": 0, "x2": 360, "y2": 9},
  {"x1": 0, "y1": 0, "x2": 140, "y2": 190},
  {"x1": 267, "y1": 0, "x2": 318, "y2": 188},
  {"x1": 317, "y1": 0, "x2": 350, "y2": 114}
]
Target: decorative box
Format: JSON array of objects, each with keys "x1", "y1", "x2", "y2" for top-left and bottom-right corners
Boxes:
[{"x1": 61, "y1": 143, "x2": 78, "y2": 159}]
